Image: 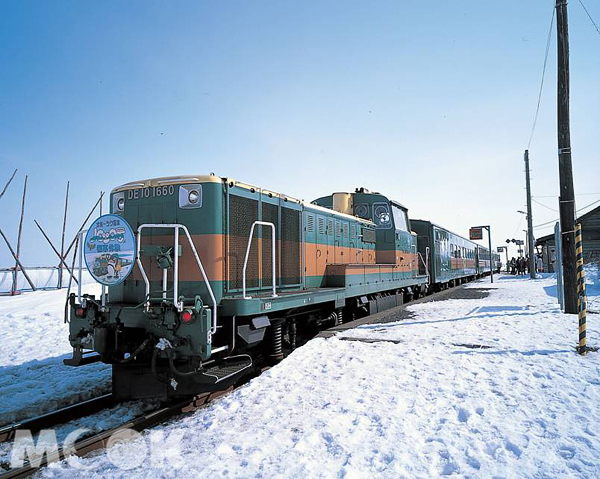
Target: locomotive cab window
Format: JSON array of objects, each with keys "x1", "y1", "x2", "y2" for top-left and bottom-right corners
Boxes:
[{"x1": 391, "y1": 204, "x2": 408, "y2": 232}]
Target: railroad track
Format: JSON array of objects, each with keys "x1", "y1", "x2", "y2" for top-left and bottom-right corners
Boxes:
[
  {"x1": 0, "y1": 394, "x2": 115, "y2": 444},
  {"x1": 0, "y1": 388, "x2": 232, "y2": 479}
]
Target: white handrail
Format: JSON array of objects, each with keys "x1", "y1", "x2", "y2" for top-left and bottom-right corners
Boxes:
[
  {"x1": 77, "y1": 229, "x2": 85, "y2": 304},
  {"x1": 136, "y1": 224, "x2": 218, "y2": 335},
  {"x1": 242, "y1": 221, "x2": 277, "y2": 299}
]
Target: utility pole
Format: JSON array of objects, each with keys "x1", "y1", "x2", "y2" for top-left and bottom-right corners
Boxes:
[
  {"x1": 524, "y1": 151, "x2": 535, "y2": 279},
  {"x1": 556, "y1": 0, "x2": 577, "y2": 314}
]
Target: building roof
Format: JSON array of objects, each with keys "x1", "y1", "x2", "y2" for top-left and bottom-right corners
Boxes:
[{"x1": 535, "y1": 205, "x2": 600, "y2": 247}]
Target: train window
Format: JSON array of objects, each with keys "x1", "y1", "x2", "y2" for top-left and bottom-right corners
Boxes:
[
  {"x1": 391, "y1": 204, "x2": 408, "y2": 231},
  {"x1": 373, "y1": 203, "x2": 392, "y2": 229}
]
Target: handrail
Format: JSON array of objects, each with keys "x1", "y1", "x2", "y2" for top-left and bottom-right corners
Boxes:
[
  {"x1": 136, "y1": 224, "x2": 218, "y2": 335},
  {"x1": 418, "y1": 251, "x2": 430, "y2": 281},
  {"x1": 242, "y1": 221, "x2": 277, "y2": 299}
]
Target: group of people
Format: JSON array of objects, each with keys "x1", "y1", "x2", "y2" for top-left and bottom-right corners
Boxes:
[{"x1": 508, "y1": 255, "x2": 544, "y2": 275}]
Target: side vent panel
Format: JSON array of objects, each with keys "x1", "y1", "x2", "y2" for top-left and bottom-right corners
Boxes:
[{"x1": 228, "y1": 195, "x2": 259, "y2": 290}]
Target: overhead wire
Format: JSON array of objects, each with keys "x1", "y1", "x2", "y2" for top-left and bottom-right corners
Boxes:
[
  {"x1": 512, "y1": 215, "x2": 524, "y2": 239},
  {"x1": 534, "y1": 192, "x2": 600, "y2": 198},
  {"x1": 527, "y1": 6, "x2": 555, "y2": 150},
  {"x1": 578, "y1": 0, "x2": 600, "y2": 36},
  {"x1": 532, "y1": 198, "x2": 558, "y2": 212},
  {"x1": 533, "y1": 198, "x2": 600, "y2": 229}
]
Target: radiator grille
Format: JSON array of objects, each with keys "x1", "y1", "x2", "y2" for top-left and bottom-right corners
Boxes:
[
  {"x1": 318, "y1": 216, "x2": 325, "y2": 234},
  {"x1": 281, "y1": 208, "x2": 301, "y2": 285},
  {"x1": 261, "y1": 203, "x2": 278, "y2": 287},
  {"x1": 228, "y1": 195, "x2": 259, "y2": 290}
]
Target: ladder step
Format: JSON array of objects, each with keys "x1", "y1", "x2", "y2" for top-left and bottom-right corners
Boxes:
[{"x1": 197, "y1": 355, "x2": 253, "y2": 384}]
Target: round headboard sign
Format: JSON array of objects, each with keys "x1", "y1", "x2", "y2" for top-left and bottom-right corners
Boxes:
[{"x1": 84, "y1": 214, "x2": 136, "y2": 286}]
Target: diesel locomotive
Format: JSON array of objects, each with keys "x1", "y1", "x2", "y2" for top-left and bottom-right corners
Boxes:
[{"x1": 66, "y1": 174, "x2": 497, "y2": 400}]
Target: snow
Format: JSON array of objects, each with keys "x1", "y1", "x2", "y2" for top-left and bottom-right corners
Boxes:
[
  {"x1": 583, "y1": 264, "x2": 600, "y2": 314},
  {"x1": 0, "y1": 284, "x2": 111, "y2": 426},
  {"x1": 28, "y1": 274, "x2": 599, "y2": 478}
]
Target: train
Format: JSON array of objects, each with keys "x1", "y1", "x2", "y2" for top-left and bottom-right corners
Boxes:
[{"x1": 65, "y1": 175, "x2": 499, "y2": 400}]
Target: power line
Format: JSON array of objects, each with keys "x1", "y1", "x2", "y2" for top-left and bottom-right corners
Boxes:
[
  {"x1": 512, "y1": 215, "x2": 524, "y2": 238},
  {"x1": 532, "y1": 198, "x2": 558, "y2": 212},
  {"x1": 578, "y1": 0, "x2": 600, "y2": 36},
  {"x1": 527, "y1": 6, "x2": 555, "y2": 149},
  {"x1": 533, "y1": 198, "x2": 600, "y2": 229},
  {"x1": 533, "y1": 192, "x2": 600, "y2": 198}
]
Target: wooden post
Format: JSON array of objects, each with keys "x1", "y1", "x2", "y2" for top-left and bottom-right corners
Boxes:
[
  {"x1": 0, "y1": 169, "x2": 17, "y2": 202},
  {"x1": 63, "y1": 192, "x2": 104, "y2": 260},
  {"x1": 556, "y1": 0, "x2": 578, "y2": 314},
  {"x1": 34, "y1": 220, "x2": 79, "y2": 285},
  {"x1": 0, "y1": 228, "x2": 36, "y2": 291},
  {"x1": 58, "y1": 181, "x2": 70, "y2": 288},
  {"x1": 11, "y1": 175, "x2": 28, "y2": 294}
]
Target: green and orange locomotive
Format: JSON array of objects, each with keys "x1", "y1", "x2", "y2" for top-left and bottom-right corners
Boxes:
[{"x1": 66, "y1": 174, "x2": 497, "y2": 399}]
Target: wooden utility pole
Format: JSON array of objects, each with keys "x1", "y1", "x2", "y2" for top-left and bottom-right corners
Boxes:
[
  {"x1": 524, "y1": 151, "x2": 536, "y2": 279},
  {"x1": 556, "y1": 0, "x2": 578, "y2": 314}
]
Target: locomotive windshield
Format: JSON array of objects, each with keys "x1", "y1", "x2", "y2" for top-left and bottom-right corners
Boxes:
[{"x1": 391, "y1": 204, "x2": 408, "y2": 231}]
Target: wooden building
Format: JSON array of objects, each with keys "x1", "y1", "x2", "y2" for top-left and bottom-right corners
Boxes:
[{"x1": 535, "y1": 205, "x2": 600, "y2": 272}]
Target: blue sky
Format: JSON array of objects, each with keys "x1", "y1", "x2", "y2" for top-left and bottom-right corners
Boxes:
[{"x1": 1, "y1": 0, "x2": 599, "y2": 267}]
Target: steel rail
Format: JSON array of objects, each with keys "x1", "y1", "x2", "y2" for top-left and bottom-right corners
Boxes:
[
  {"x1": 0, "y1": 389, "x2": 232, "y2": 479},
  {"x1": 0, "y1": 394, "x2": 114, "y2": 444}
]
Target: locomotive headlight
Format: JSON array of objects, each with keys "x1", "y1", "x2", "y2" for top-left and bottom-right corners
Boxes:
[
  {"x1": 188, "y1": 190, "x2": 200, "y2": 204},
  {"x1": 179, "y1": 184, "x2": 202, "y2": 209},
  {"x1": 112, "y1": 192, "x2": 125, "y2": 214}
]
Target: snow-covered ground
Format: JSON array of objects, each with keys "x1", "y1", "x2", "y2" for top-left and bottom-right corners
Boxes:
[
  {"x1": 23, "y1": 273, "x2": 597, "y2": 479},
  {"x1": 0, "y1": 284, "x2": 110, "y2": 426}
]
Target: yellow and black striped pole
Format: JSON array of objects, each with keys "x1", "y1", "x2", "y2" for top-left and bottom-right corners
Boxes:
[{"x1": 575, "y1": 223, "x2": 587, "y2": 355}]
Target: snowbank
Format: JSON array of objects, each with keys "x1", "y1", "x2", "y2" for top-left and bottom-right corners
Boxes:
[
  {"x1": 35, "y1": 275, "x2": 599, "y2": 478},
  {"x1": 0, "y1": 284, "x2": 110, "y2": 426}
]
